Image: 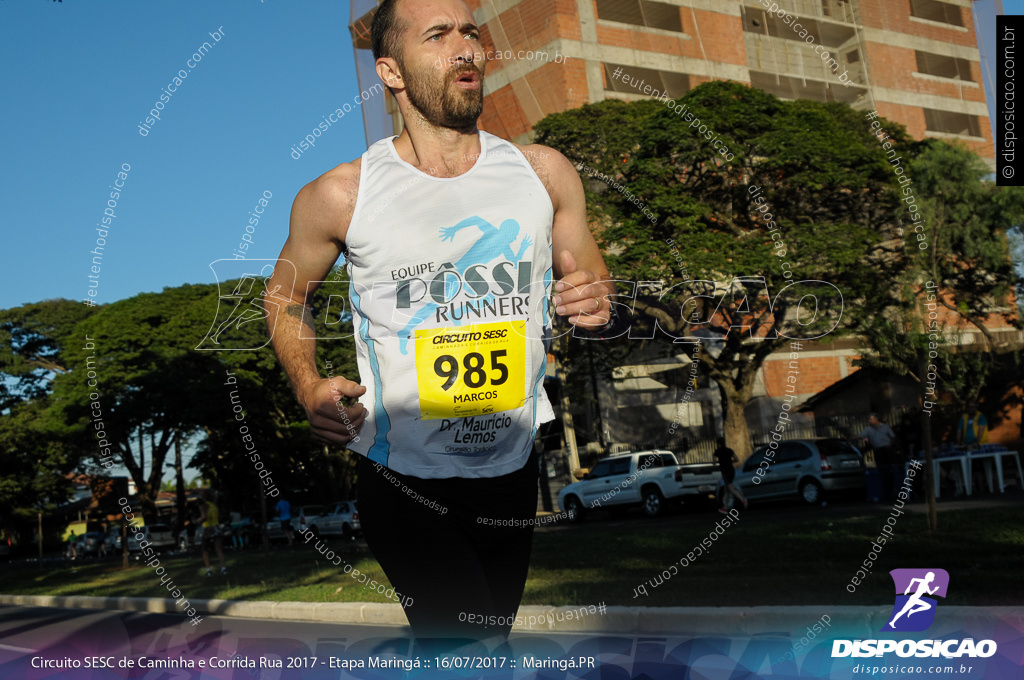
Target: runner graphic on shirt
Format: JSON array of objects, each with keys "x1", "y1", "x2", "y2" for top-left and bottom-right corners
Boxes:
[{"x1": 397, "y1": 215, "x2": 532, "y2": 355}]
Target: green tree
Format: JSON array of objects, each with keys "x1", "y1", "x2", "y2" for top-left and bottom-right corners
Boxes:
[
  {"x1": 0, "y1": 300, "x2": 95, "y2": 535},
  {"x1": 0, "y1": 299, "x2": 95, "y2": 410},
  {"x1": 0, "y1": 270, "x2": 361, "y2": 532},
  {"x1": 847, "y1": 138, "x2": 1024, "y2": 532},
  {"x1": 0, "y1": 399, "x2": 76, "y2": 534},
  {"x1": 535, "y1": 82, "x2": 901, "y2": 457},
  {"x1": 51, "y1": 284, "x2": 228, "y2": 520},
  {"x1": 191, "y1": 266, "x2": 361, "y2": 515},
  {"x1": 856, "y1": 140, "x2": 1024, "y2": 434}
]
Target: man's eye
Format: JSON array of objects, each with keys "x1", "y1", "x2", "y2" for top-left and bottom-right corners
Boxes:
[{"x1": 429, "y1": 33, "x2": 443, "y2": 41}]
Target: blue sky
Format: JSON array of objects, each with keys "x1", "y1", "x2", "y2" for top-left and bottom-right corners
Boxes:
[
  {"x1": 1, "y1": 0, "x2": 374, "y2": 311},
  {"x1": 1, "y1": 0, "x2": 1017, "y2": 312}
]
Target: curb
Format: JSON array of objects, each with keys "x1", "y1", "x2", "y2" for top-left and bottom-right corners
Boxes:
[{"x1": 3, "y1": 595, "x2": 1021, "y2": 635}]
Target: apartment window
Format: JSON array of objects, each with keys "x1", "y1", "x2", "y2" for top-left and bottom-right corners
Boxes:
[
  {"x1": 820, "y1": 0, "x2": 851, "y2": 19},
  {"x1": 743, "y1": 7, "x2": 830, "y2": 44},
  {"x1": 846, "y1": 49, "x2": 860, "y2": 64},
  {"x1": 915, "y1": 50, "x2": 974, "y2": 81},
  {"x1": 923, "y1": 108, "x2": 981, "y2": 137},
  {"x1": 909, "y1": 0, "x2": 964, "y2": 27},
  {"x1": 748, "y1": 71, "x2": 865, "y2": 105},
  {"x1": 604, "y1": 63, "x2": 691, "y2": 99},
  {"x1": 596, "y1": 0, "x2": 684, "y2": 33}
]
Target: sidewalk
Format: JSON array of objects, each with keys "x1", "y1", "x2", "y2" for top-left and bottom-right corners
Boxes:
[{"x1": 1, "y1": 593, "x2": 1020, "y2": 636}]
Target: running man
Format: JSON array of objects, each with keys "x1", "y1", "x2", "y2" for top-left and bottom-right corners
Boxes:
[
  {"x1": 888, "y1": 571, "x2": 939, "y2": 628},
  {"x1": 264, "y1": 0, "x2": 613, "y2": 640}
]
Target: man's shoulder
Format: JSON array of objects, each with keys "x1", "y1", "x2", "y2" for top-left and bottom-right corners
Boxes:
[
  {"x1": 508, "y1": 141, "x2": 578, "y2": 207},
  {"x1": 295, "y1": 158, "x2": 363, "y2": 218},
  {"x1": 510, "y1": 141, "x2": 574, "y2": 177}
]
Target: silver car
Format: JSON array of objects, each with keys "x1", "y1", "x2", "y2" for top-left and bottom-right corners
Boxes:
[
  {"x1": 723, "y1": 438, "x2": 866, "y2": 507},
  {"x1": 126, "y1": 523, "x2": 176, "y2": 552},
  {"x1": 296, "y1": 502, "x2": 361, "y2": 540}
]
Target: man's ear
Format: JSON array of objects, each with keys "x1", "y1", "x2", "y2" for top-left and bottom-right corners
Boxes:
[{"x1": 376, "y1": 57, "x2": 402, "y2": 90}]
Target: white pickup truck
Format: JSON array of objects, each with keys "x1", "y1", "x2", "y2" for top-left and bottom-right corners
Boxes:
[{"x1": 557, "y1": 450, "x2": 721, "y2": 521}]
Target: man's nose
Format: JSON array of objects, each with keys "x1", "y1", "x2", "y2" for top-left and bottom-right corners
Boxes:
[{"x1": 453, "y1": 45, "x2": 479, "y2": 66}]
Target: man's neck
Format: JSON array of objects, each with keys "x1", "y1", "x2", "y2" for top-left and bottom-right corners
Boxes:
[{"x1": 393, "y1": 124, "x2": 482, "y2": 178}]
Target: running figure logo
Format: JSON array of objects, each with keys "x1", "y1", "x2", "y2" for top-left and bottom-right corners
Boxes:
[
  {"x1": 881, "y1": 568, "x2": 950, "y2": 632},
  {"x1": 397, "y1": 215, "x2": 533, "y2": 355}
]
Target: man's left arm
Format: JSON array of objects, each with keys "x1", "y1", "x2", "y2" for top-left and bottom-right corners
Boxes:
[{"x1": 532, "y1": 146, "x2": 614, "y2": 328}]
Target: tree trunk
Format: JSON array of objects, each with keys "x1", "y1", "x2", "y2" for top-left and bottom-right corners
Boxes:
[
  {"x1": 121, "y1": 523, "x2": 129, "y2": 569},
  {"x1": 716, "y1": 373, "x2": 756, "y2": 461},
  {"x1": 920, "y1": 354, "x2": 937, "y2": 532},
  {"x1": 560, "y1": 382, "x2": 580, "y2": 474},
  {"x1": 721, "y1": 394, "x2": 753, "y2": 461},
  {"x1": 174, "y1": 432, "x2": 187, "y2": 535},
  {"x1": 555, "y1": 339, "x2": 580, "y2": 474},
  {"x1": 138, "y1": 428, "x2": 146, "y2": 488}
]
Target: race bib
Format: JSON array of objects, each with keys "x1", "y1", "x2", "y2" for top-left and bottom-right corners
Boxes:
[{"x1": 414, "y1": 321, "x2": 526, "y2": 420}]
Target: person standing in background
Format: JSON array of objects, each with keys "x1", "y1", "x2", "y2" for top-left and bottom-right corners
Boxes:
[
  {"x1": 197, "y1": 489, "x2": 227, "y2": 576},
  {"x1": 715, "y1": 437, "x2": 747, "y2": 512},
  {"x1": 858, "y1": 413, "x2": 898, "y2": 501},
  {"x1": 275, "y1": 496, "x2": 294, "y2": 547},
  {"x1": 956, "y1": 401, "x2": 989, "y2": 449}
]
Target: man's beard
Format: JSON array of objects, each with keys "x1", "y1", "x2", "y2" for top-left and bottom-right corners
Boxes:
[{"x1": 403, "y1": 62, "x2": 484, "y2": 130}]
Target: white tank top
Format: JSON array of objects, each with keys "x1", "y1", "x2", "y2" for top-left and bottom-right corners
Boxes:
[{"x1": 345, "y1": 130, "x2": 555, "y2": 478}]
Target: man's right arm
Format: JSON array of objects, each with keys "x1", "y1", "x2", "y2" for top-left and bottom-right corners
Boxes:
[{"x1": 264, "y1": 164, "x2": 367, "y2": 445}]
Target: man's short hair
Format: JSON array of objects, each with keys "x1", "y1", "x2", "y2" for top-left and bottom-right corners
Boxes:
[{"x1": 371, "y1": 0, "x2": 406, "y2": 62}]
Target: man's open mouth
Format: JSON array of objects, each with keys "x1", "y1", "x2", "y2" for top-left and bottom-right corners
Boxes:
[{"x1": 453, "y1": 69, "x2": 481, "y2": 86}]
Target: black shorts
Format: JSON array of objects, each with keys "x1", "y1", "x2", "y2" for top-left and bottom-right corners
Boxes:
[
  {"x1": 721, "y1": 465, "x2": 736, "y2": 485},
  {"x1": 280, "y1": 520, "x2": 291, "y2": 532},
  {"x1": 356, "y1": 449, "x2": 539, "y2": 639},
  {"x1": 201, "y1": 527, "x2": 220, "y2": 547}
]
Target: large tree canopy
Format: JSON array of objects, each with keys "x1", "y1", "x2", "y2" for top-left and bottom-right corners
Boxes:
[
  {"x1": 856, "y1": 140, "x2": 1024, "y2": 413},
  {"x1": 0, "y1": 270, "x2": 360, "y2": 532},
  {"x1": 533, "y1": 81, "x2": 964, "y2": 457}
]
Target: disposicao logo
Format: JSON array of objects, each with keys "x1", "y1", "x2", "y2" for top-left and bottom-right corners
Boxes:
[
  {"x1": 882, "y1": 568, "x2": 949, "y2": 632},
  {"x1": 832, "y1": 568, "x2": 998, "y2": 659}
]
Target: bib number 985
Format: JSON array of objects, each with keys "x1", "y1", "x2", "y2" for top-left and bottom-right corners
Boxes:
[
  {"x1": 415, "y1": 321, "x2": 526, "y2": 420},
  {"x1": 434, "y1": 350, "x2": 508, "y2": 391}
]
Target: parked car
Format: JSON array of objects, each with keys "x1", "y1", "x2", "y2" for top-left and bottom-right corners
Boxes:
[
  {"x1": 672, "y1": 451, "x2": 723, "y2": 504},
  {"x1": 721, "y1": 438, "x2": 866, "y2": 508},
  {"x1": 300, "y1": 501, "x2": 361, "y2": 540},
  {"x1": 558, "y1": 450, "x2": 718, "y2": 521},
  {"x1": 126, "y1": 523, "x2": 176, "y2": 552},
  {"x1": 103, "y1": 526, "x2": 124, "y2": 554}
]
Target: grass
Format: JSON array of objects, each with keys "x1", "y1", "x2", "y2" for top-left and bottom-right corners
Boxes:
[
  {"x1": 524, "y1": 505, "x2": 1024, "y2": 607},
  {"x1": 3, "y1": 506, "x2": 1022, "y2": 608}
]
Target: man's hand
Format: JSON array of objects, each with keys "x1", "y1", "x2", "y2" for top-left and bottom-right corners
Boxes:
[
  {"x1": 552, "y1": 250, "x2": 612, "y2": 328},
  {"x1": 300, "y1": 376, "x2": 368, "y2": 445}
]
